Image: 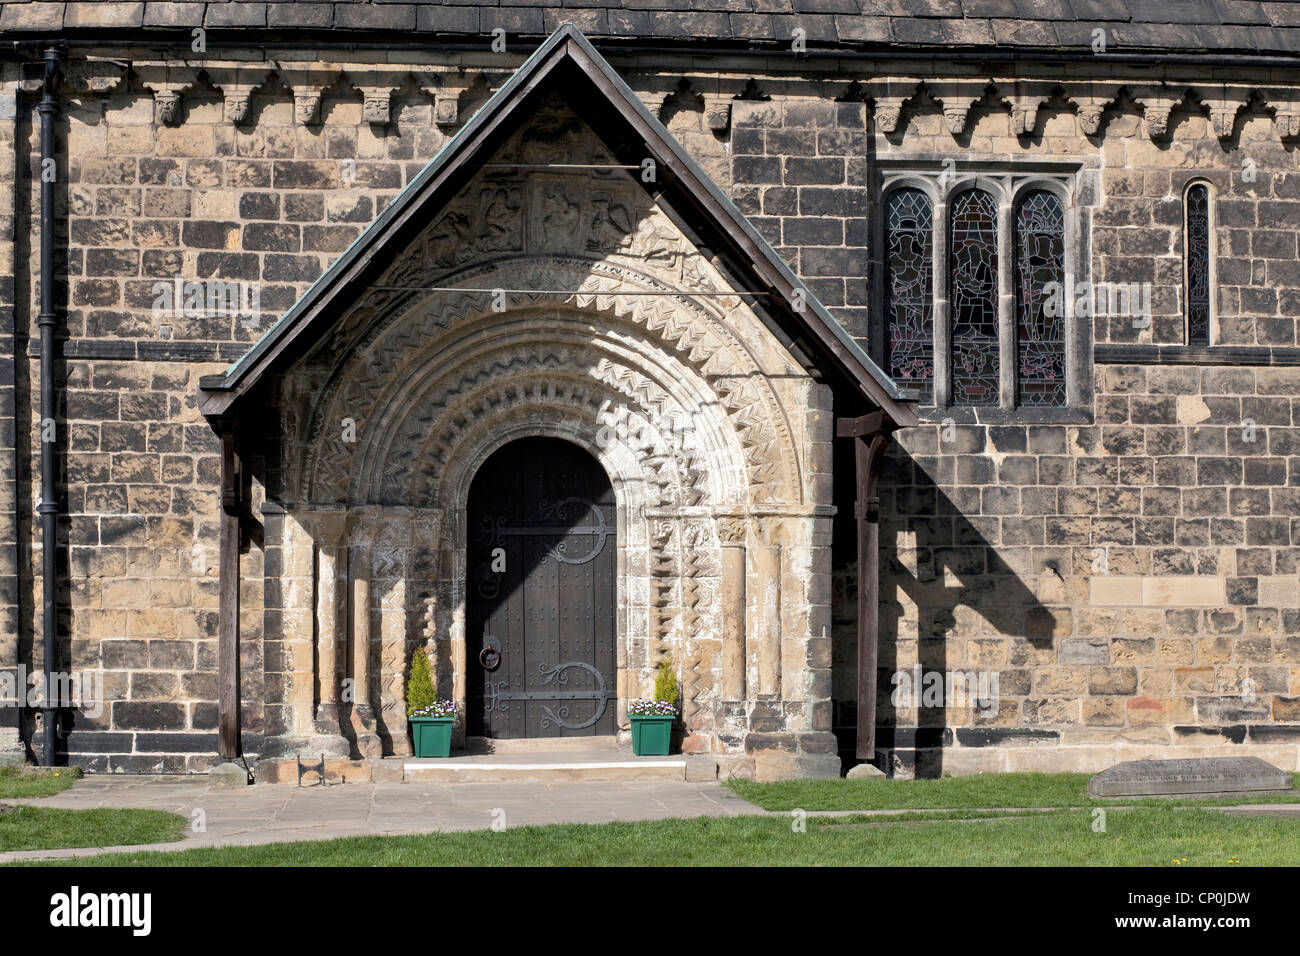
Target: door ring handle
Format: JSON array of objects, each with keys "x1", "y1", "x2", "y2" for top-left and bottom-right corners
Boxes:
[{"x1": 479, "y1": 645, "x2": 501, "y2": 671}]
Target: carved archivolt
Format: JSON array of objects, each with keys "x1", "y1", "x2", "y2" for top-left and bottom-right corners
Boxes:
[
  {"x1": 252, "y1": 86, "x2": 833, "y2": 751},
  {"x1": 289, "y1": 94, "x2": 808, "y2": 511},
  {"x1": 298, "y1": 273, "x2": 799, "y2": 510}
]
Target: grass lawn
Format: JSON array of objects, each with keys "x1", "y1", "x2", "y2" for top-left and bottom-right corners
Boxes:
[
  {"x1": 16, "y1": 804, "x2": 1300, "y2": 866},
  {"x1": 1, "y1": 765, "x2": 185, "y2": 853},
  {"x1": 0, "y1": 806, "x2": 187, "y2": 853},
  {"x1": 727, "y1": 771, "x2": 1300, "y2": 811},
  {"x1": 0, "y1": 765, "x2": 82, "y2": 799}
]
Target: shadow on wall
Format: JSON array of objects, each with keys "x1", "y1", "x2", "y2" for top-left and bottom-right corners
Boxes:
[{"x1": 833, "y1": 435, "x2": 1058, "y2": 778}]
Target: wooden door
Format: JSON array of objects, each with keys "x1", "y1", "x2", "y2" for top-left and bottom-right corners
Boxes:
[{"x1": 466, "y1": 438, "x2": 617, "y2": 738}]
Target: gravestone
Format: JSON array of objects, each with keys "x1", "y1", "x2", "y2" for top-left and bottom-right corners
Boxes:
[{"x1": 1088, "y1": 757, "x2": 1294, "y2": 799}]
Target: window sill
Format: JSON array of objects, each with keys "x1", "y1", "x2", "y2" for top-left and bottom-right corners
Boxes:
[{"x1": 914, "y1": 405, "x2": 1095, "y2": 426}]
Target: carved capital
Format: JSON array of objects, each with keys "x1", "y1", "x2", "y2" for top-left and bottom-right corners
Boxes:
[
  {"x1": 136, "y1": 64, "x2": 199, "y2": 126},
  {"x1": 205, "y1": 67, "x2": 272, "y2": 126},
  {"x1": 1135, "y1": 90, "x2": 1183, "y2": 140},
  {"x1": 638, "y1": 89, "x2": 671, "y2": 118},
  {"x1": 1073, "y1": 99, "x2": 1107, "y2": 135},
  {"x1": 926, "y1": 81, "x2": 982, "y2": 136},
  {"x1": 63, "y1": 60, "x2": 126, "y2": 95},
  {"x1": 703, "y1": 94, "x2": 732, "y2": 132},
  {"x1": 715, "y1": 515, "x2": 748, "y2": 546},
  {"x1": 361, "y1": 88, "x2": 394, "y2": 125},
  {"x1": 1008, "y1": 91, "x2": 1053, "y2": 136},
  {"x1": 277, "y1": 65, "x2": 341, "y2": 126},
  {"x1": 1200, "y1": 94, "x2": 1245, "y2": 140},
  {"x1": 754, "y1": 516, "x2": 788, "y2": 548},
  {"x1": 305, "y1": 509, "x2": 349, "y2": 546},
  {"x1": 346, "y1": 67, "x2": 406, "y2": 126},
  {"x1": 873, "y1": 96, "x2": 907, "y2": 133},
  {"x1": 1277, "y1": 110, "x2": 1300, "y2": 139},
  {"x1": 417, "y1": 71, "x2": 473, "y2": 127}
]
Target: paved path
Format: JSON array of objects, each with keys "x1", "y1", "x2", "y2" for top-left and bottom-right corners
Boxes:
[
  {"x1": 6, "y1": 776, "x2": 1298, "y2": 864},
  {"x1": 0, "y1": 775, "x2": 765, "y2": 863}
]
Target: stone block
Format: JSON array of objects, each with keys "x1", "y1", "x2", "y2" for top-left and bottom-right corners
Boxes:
[
  {"x1": 684, "y1": 754, "x2": 719, "y2": 782},
  {"x1": 208, "y1": 761, "x2": 250, "y2": 787},
  {"x1": 752, "y1": 753, "x2": 840, "y2": 781},
  {"x1": 846, "y1": 762, "x2": 885, "y2": 778}
]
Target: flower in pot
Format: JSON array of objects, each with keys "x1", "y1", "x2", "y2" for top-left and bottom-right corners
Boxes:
[
  {"x1": 408, "y1": 699, "x2": 460, "y2": 758},
  {"x1": 627, "y1": 655, "x2": 680, "y2": 756},
  {"x1": 407, "y1": 647, "x2": 459, "y2": 758}
]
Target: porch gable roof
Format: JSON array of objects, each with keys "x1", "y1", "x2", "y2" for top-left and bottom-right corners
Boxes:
[{"x1": 197, "y1": 24, "x2": 918, "y2": 428}]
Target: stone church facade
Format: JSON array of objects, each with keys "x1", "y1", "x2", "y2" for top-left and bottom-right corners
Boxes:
[{"x1": 0, "y1": 3, "x2": 1297, "y2": 779}]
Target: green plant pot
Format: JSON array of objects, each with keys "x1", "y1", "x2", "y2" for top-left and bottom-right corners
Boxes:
[
  {"x1": 629, "y1": 715, "x2": 675, "y2": 756},
  {"x1": 409, "y1": 716, "x2": 456, "y2": 758}
]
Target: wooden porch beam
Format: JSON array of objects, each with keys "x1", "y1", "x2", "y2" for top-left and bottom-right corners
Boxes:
[
  {"x1": 842, "y1": 415, "x2": 891, "y2": 763},
  {"x1": 837, "y1": 410, "x2": 885, "y2": 438}
]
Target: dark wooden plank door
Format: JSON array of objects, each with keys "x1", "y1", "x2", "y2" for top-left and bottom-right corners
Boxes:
[{"x1": 466, "y1": 438, "x2": 617, "y2": 738}]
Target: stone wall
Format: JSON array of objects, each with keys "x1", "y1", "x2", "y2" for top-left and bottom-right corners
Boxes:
[
  {"x1": 13, "y1": 65, "x2": 469, "y2": 769},
  {"x1": 2, "y1": 44, "x2": 1298, "y2": 774},
  {"x1": 725, "y1": 75, "x2": 1300, "y2": 774}
]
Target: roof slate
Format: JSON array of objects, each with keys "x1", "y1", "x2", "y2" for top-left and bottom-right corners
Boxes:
[{"x1": 0, "y1": 0, "x2": 1296, "y2": 56}]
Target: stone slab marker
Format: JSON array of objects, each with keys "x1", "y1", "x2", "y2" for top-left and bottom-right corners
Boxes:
[{"x1": 1088, "y1": 757, "x2": 1295, "y2": 799}]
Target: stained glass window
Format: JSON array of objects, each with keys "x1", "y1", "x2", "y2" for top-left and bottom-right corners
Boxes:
[
  {"x1": 949, "y1": 189, "x2": 999, "y2": 405},
  {"x1": 1014, "y1": 190, "x2": 1066, "y2": 407},
  {"x1": 884, "y1": 188, "x2": 934, "y2": 401},
  {"x1": 1186, "y1": 183, "x2": 1210, "y2": 346}
]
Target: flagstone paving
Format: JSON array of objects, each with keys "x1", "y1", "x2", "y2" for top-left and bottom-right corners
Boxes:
[
  {"x1": 5, "y1": 775, "x2": 1298, "y2": 864},
  {"x1": 0, "y1": 775, "x2": 764, "y2": 862}
]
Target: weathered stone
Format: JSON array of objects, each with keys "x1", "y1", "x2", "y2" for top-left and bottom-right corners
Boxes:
[
  {"x1": 846, "y1": 762, "x2": 886, "y2": 778},
  {"x1": 1088, "y1": 757, "x2": 1294, "y2": 799},
  {"x1": 208, "y1": 761, "x2": 250, "y2": 787}
]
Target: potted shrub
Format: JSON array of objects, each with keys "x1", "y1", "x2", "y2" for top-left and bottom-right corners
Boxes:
[
  {"x1": 406, "y1": 647, "x2": 458, "y2": 758},
  {"x1": 408, "y1": 699, "x2": 459, "y2": 758},
  {"x1": 628, "y1": 655, "x2": 679, "y2": 756}
]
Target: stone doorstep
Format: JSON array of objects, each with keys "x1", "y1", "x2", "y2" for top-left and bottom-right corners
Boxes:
[
  {"x1": 248, "y1": 753, "x2": 695, "y2": 785},
  {"x1": 401, "y1": 758, "x2": 687, "y2": 784}
]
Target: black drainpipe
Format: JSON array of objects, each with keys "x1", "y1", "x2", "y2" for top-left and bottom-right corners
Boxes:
[{"x1": 36, "y1": 45, "x2": 61, "y2": 766}]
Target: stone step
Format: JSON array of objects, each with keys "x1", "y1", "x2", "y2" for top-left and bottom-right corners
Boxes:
[
  {"x1": 400, "y1": 754, "x2": 686, "y2": 783},
  {"x1": 463, "y1": 735, "x2": 623, "y2": 755},
  {"x1": 250, "y1": 748, "x2": 696, "y2": 785}
]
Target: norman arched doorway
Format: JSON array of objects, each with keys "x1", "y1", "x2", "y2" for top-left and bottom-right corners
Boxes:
[{"x1": 465, "y1": 438, "x2": 618, "y2": 739}]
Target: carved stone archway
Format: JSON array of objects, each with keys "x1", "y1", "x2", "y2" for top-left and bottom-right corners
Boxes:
[{"x1": 204, "y1": 37, "x2": 915, "y2": 775}]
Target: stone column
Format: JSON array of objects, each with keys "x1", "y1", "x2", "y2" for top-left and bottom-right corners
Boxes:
[
  {"x1": 311, "y1": 512, "x2": 350, "y2": 756},
  {"x1": 751, "y1": 521, "x2": 783, "y2": 699},
  {"x1": 411, "y1": 509, "x2": 449, "y2": 745},
  {"x1": 718, "y1": 517, "x2": 747, "y2": 701},
  {"x1": 932, "y1": 192, "x2": 952, "y2": 408},
  {"x1": 349, "y1": 538, "x2": 381, "y2": 758},
  {"x1": 997, "y1": 195, "x2": 1016, "y2": 408}
]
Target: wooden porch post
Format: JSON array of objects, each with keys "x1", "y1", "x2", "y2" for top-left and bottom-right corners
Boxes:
[
  {"x1": 837, "y1": 412, "x2": 890, "y2": 762},
  {"x1": 218, "y1": 425, "x2": 242, "y2": 759}
]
